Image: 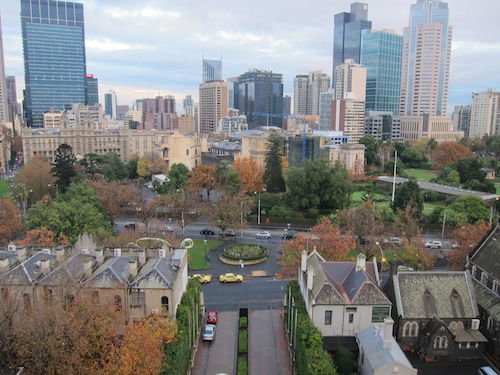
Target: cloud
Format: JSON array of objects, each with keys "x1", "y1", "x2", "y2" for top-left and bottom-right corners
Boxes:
[
  {"x1": 452, "y1": 40, "x2": 500, "y2": 54},
  {"x1": 86, "y1": 38, "x2": 155, "y2": 52},
  {"x1": 103, "y1": 6, "x2": 180, "y2": 19}
]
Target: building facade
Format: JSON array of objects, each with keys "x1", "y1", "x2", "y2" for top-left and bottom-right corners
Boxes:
[
  {"x1": 327, "y1": 143, "x2": 365, "y2": 177},
  {"x1": 283, "y1": 95, "x2": 291, "y2": 115},
  {"x1": 400, "y1": 0, "x2": 452, "y2": 116},
  {"x1": 334, "y1": 59, "x2": 366, "y2": 101},
  {"x1": 160, "y1": 132, "x2": 206, "y2": 170},
  {"x1": 85, "y1": 74, "x2": 98, "y2": 106},
  {"x1": 202, "y1": 59, "x2": 222, "y2": 83},
  {"x1": 238, "y1": 69, "x2": 283, "y2": 128},
  {"x1": 361, "y1": 29, "x2": 403, "y2": 115},
  {"x1": 319, "y1": 90, "x2": 335, "y2": 131},
  {"x1": 199, "y1": 80, "x2": 228, "y2": 134},
  {"x1": 182, "y1": 95, "x2": 194, "y2": 116},
  {"x1": 294, "y1": 75, "x2": 309, "y2": 115},
  {"x1": 331, "y1": 96, "x2": 365, "y2": 143},
  {"x1": 21, "y1": 0, "x2": 87, "y2": 127},
  {"x1": 104, "y1": 90, "x2": 117, "y2": 120},
  {"x1": 365, "y1": 112, "x2": 402, "y2": 141},
  {"x1": 142, "y1": 96, "x2": 176, "y2": 130},
  {"x1": 397, "y1": 114, "x2": 463, "y2": 142},
  {"x1": 294, "y1": 71, "x2": 330, "y2": 116},
  {"x1": 452, "y1": 104, "x2": 472, "y2": 138},
  {"x1": 0, "y1": 12, "x2": 8, "y2": 124},
  {"x1": 469, "y1": 90, "x2": 500, "y2": 138},
  {"x1": 216, "y1": 115, "x2": 248, "y2": 134},
  {"x1": 5, "y1": 75, "x2": 17, "y2": 122}
]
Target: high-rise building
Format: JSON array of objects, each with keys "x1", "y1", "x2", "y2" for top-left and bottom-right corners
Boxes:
[
  {"x1": 452, "y1": 104, "x2": 472, "y2": 138},
  {"x1": 5, "y1": 76, "x2": 17, "y2": 122},
  {"x1": 85, "y1": 74, "x2": 98, "y2": 106},
  {"x1": 283, "y1": 95, "x2": 291, "y2": 115},
  {"x1": 319, "y1": 89, "x2": 335, "y2": 131},
  {"x1": 183, "y1": 95, "x2": 194, "y2": 116},
  {"x1": 21, "y1": 0, "x2": 87, "y2": 127},
  {"x1": 294, "y1": 75, "x2": 309, "y2": 115},
  {"x1": 365, "y1": 112, "x2": 402, "y2": 141},
  {"x1": 227, "y1": 77, "x2": 239, "y2": 109},
  {"x1": 469, "y1": 90, "x2": 500, "y2": 138},
  {"x1": 334, "y1": 60, "x2": 366, "y2": 101},
  {"x1": 400, "y1": 0, "x2": 452, "y2": 116},
  {"x1": 331, "y1": 94, "x2": 365, "y2": 143},
  {"x1": 104, "y1": 90, "x2": 117, "y2": 120},
  {"x1": 361, "y1": 29, "x2": 403, "y2": 115},
  {"x1": 294, "y1": 71, "x2": 331, "y2": 116},
  {"x1": 238, "y1": 69, "x2": 283, "y2": 128},
  {"x1": 202, "y1": 59, "x2": 222, "y2": 83},
  {"x1": 332, "y1": 2, "x2": 371, "y2": 85},
  {"x1": 0, "y1": 12, "x2": 9, "y2": 124},
  {"x1": 199, "y1": 80, "x2": 228, "y2": 133},
  {"x1": 142, "y1": 96, "x2": 176, "y2": 130},
  {"x1": 397, "y1": 114, "x2": 463, "y2": 142}
]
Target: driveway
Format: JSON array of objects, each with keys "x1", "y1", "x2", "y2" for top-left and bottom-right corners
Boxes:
[
  {"x1": 192, "y1": 311, "x2": 238, "y2": 375},
  {"x1": 406, "y1": 352, "x2": 489, "y2": 375},
  {"x1": 249, "y1": 309, "x2": 292, "y2": 375}
]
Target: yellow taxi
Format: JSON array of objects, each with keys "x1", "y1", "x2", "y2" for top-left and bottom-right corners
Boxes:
[
  {"x1": 219, "y1": 273, "x2": 243, "y2": 283},
  {"x1": 188, "y1": 274, "x2": 212, "y2": 283}
]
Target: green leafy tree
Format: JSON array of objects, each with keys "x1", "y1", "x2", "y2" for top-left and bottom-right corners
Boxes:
[
  {"x1": 393, "y1": 180, "x2": 423, "y2": 216},
  {"x1": 264, "y1": 132, "x2": 286, "y2": 193},
  {"x1": 453, "y1": 158, "x2": 485, "y2": 183},
  {"x1": 335, "y1": 348, "x2": 357, "y2": 375},
  {"x1": 285, "y1": 159, "x2": 351, "y2": 211},
  {"x1": 126, "y1": 158, "x2": 139, "y2": 179},
  {"x1": 359, "y1": 136, "x2": 379, "y2": 166},
  {"x1": 443, "y1": 195, "x2": 490, "y2": 225},
  {"x1": 52, "y1": 144, "x2": 76, "y2": 193},
  {"x1": 80, "y1": 153, "x2": 128, "y2": 181},
  {"x1": 215, "y1": 161, "x2": 242, "y2": 195},
  {"x1": 168, "y1": 163, "x2": 190, "y2": 191},
  {"x1": 400, "y1": 147, "x2": 429, "y2": 169}
]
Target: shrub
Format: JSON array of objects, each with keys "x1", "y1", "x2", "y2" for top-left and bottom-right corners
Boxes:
[
  {"x1": 222, "y1": 244, "x2": 268, "y2": 261},
  {"x1": 239, "y1": 317, "x2": 248, "y2": 329},
  {"x1": 305, "y1": 208, "x2": 320, "y2": 219},
  {"x1": 270, "y1": 204, "x2": 293, "y2": 218},
  {"x1": 237, "y1": 356, "x2": 248, "y2": 375},
  {"x1": 238, "y1": 330, "x2": 248, "y2": 354},
  {"x1": 335, "y1": 348, "x2": 357, "y2": 375}
]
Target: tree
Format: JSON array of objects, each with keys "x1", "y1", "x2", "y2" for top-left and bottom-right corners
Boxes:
[
  {"x1": 18, "y1": 227, "x2": 69, "y2": 246},
  {"x1": 0, "y1": 198, "x2": 24, "y2": 243},
  {"x1": 359, "y1": 136, "x2": 379, "y2": 166},
  {"x1": 168, "y1": 163, "x2": 190, "y2": 191},
  {"x1": 186, "y1": 165, "x2": 216, "y2": 200},
  {"x1": 443, "y1": 195, "x2": 490, "y2": 225},
  {"x1": 453, "y1": 158, "x2": 485, "y2": 183},
  {"x1": 126, "y1": 158, "x2": 139, "y2": 179},
  {"x1": 395, "y1": 241, "x2": 435, "y2": 271},
  {"x1": 285, "y1": 159, "x2": 351, "y2": 211},
  {"x1": 278, "y1": 217, "x2": 354, "y2": 277},
  {"x1": 52, "y1": 144, "x2": 76, "y2": 193},
  {"x1": 400, "y1": 147, "x2": 429, "y2": 169},
  {"x1": 137, "y1": 157, "x2": 152, "y2": 178},
  {"x1": 215, "y1": 161, "x2": 242, "y2": 195},
  {"x1": 393, "y1": 180, "x2": 423, "y2": 217},
  {"x1": 335, "y1": 348, "x2": 357, "y2": 375},
  {"x1": 203, "y1": 193, "x2": 251, "y2": 235},
  {"x1": 11, "y1": 182, "x2": 29, "y2": 217},
  {"x1": 89, "y1": 181, "x2": 141, "y2": 219},
  {"x1": 233, "y1": 157, "x2": 264, "y2": 192},
  {"x1": 340, "y1": 200, "x2": 382, "y2": 244},
  {"x1": 448, "y1": 221, "x2": 490, "y2": 270},
  {"x1": 432, "y1": 141, "x2": 473, "y2": 169},
  {"x1": 80, "y1": 153, "x2": 128, "y2": 181},
  {"x1": 391, "y1": 205, "x2": 422, "y2": 243},
  {"x1": 15, "y1": 156, "x2": 56, "y2": 202},
  {"x1": 264, "y1": 132, "x2": 286, "y2": 193},
  {"x1": 158, "y1": 189, "x2": 199, "y2": 234}
]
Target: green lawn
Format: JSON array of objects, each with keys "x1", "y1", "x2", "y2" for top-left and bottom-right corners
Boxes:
[
  {"x1": 494, "y1": 179, "x2": 500, "y2": 194},
  {"x1": 351, "y1": 191, "x2": 388, "y2": 204},
  {"x1": 0, "y1": 180, "x2": 10, "y2": 198},
  {"x1": 403, "y1": 169, "x2": 437, "y2": 182},
  {"x1": 423, "y1": 202, "x2": 445, "y2": 214},
  {"x1": 188, "y1": 239, "x2": 222, "y2": 270}
]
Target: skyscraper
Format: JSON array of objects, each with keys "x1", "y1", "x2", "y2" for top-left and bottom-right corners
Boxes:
[
  {"x1": 6, "y1": 76, "x2": 17, "y2": 122},
  {"x1": 199, "y1": 80, "x2": 228, "y2": 133},
  {"x1": 452, "y1": 104, "x2": 472, "y2": 138},
  {"x1": 238, "y1": 69, "x2": 283, "y2": 128},
  {"x1": 332, "y1": 2, "x2": 371, "y2": 85},
  {"x1": 142, "y1": 96, "x2": 176, "y2": 129},
  {"x1": 227, "y1": 77, "x2": 239, "y2": 109},
  {"x1": 21, "y1": 0, "x2": 87, "y2": 127},
  {"x1": 85, "y1": 74, "x2": 98, "y2": 106},
  {"x1": 319, "y1": 89, "x2": 335, "y2": 130},
  {"x1": 202, "y1": 59, "x2": 222, "y2": 83},
  {"x1": 400, "y1": 0, "x2": 452, "y2": 116},
  {"x1": 104, "y1": 90, "x2": 117, "y2": 120},
  {"x1": 0, "y1": 12, "x2": 8, "y2": 123},
  {"x1": 334, "y1": 60, "x2": 366, "y2": 101},
  {"x1": 469, "y1": 90, "x2": 500, "y2": 138},
  {"x1": 283, "y1": 95, "x2": 291, "y2": 115},
  {"x1": 294, "y1": 75, "x2": 309, "y2": 115},
  {"x1": 331, "y1": 94, "x2": 365, "y2": 143},
  {"x1": 294, "y1": 71, "x2": 330, "y2": 116},
  {"x1": 183, "y1": 95, "x2": 194, "y2": 116},
  {"x1": 361, "y1": 29, "x2": 403, "y2": 115}
]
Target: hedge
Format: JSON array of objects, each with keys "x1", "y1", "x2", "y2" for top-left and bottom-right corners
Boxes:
[
  {"x1": 222, "y1": 244, "x2": 268, "y2": 261},
  {"x1": 162, "y1": 280, "x2": 202, "y2": 375},
  {"x1": 287, "y1": 281, "x2": 338, "y2": 375}
]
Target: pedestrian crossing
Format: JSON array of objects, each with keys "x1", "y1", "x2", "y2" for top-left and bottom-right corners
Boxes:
[{"x1": 254, "y1": 235, "x2": 284, "y2": 244}]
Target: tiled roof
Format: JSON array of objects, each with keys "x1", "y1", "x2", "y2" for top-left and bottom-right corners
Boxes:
[
  {"x1": 473, "y1": 280, "x2": 500, "y2": 321},
  {"x1": 470, "y1": 225, "x2": 500, "y2": 279},
  {"x1": 0, "y1": 252, "x2": 57, "y2": 285}
]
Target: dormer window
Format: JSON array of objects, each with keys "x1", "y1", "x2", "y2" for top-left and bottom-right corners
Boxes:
[
  {"x1": 493, "y1": 280, "x2": 499, "y2": 295},
  {"x1": 481, "y1": 272, "x2": 488, "y2": 285}
]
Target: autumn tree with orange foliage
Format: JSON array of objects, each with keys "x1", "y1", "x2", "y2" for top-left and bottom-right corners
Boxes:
[
  {"x1": 278, "y1": 217, "x2": 354, "y2": 277},
  {"x1": 18, "y1": 226, "x2": 69, "y2": 246},
  {"x1": 0, "y1": 197, "x2": 24, "y2": 243},
  {"x1": 432, "y1": 141, "x2": 473, "y2": 169},
  {"x1": 186, "y1": 165, "x2": 216, "y2": 199},
  {"x1": 89, "y1": 180, "x2": 141, "y2": 218},
  {"x1": 15, "y1": 156, "x2": 56, "y2": 202},
  {"x1": 233, "y1": 157, "x2": 264, "y2": 192},
  {"x1": 447, "y1": 221, "x2": 490, "y2": 270}
]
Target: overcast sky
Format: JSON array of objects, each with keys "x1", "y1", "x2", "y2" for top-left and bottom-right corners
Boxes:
[{"x1": 2, "y1": 0, "x2": 499, "y2": 112}]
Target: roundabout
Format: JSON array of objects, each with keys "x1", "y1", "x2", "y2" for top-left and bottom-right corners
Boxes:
[{"x1": 219, "y1": 244, "x2": 269, "y2": 265}]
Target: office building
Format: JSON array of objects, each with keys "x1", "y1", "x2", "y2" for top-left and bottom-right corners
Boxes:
[
  {"x1": 116, "y1": 105, "x2": 129, "y2": 121},
  {"x1": 142, "y1": 96, "x2": 176, "y2": 130},
  {"x1": 334, "y1": 60, "x2": 366, "y2": 101},
  {"x1": 21, "y1": 0, "x2": 87, "y2": 127},
  {"x1": 104, "y1": 90, "x2": 117, "y2": 120},
  {"x1": 294, "y1": 71, "x2": 331, "y2": 116},
  {"x1": 178, "y1": 115, "x2": 195, "y2": 133},
  {"x1": 5, "y1": 76, "x2": 18, "y2": 122},
  {"x1": 331, "y1": 94, "x2": 365, "y2": 143},
  {"x1": 199, "y1": 80, "x2": 228, "y2": 133},
  {"x1": 202, "y1": 59, "x2": 222, "y2": 83},
  {"x1": 332, "y1": 2, "x2": 372, "y2": 84},
  {"x1": 294, "y1": 75, "x2": 309, "y2": 115},
  {"x1": 400, "y1": 0, "x2": 452, "y2": 116},
  {"x1": 283, "y1": 95, "x2": 291, "y2": 115},
  {"x1": 319, "y1": 90, "x2": 335, "y2": 131},
  {"x1": 43, "y1": 103, "x2": 103, "y2": 129},
  {"x1": 238, "y1": 69, "x2": 283, "y2": 128},
  {"x1": 397, "y1": 114, "x2": 463, "y2": 142},
  {"x1": 216, "y1": 114, "x2": 248, "y2": 134},
  {"x1": 365, "y1": 112, "x2": 402, "y2": 142},
  {"x1": 183, "y1": 95, "x2": 194, "y2": 116},
  {"x1": 361, "y1": 29, "x2": 403, "y2": 115},
  {"x1": 452, "y1": 104, "x2": 472, "y2": 138},
  {"x1": 469, "y1": 90, "x2": 500, "y2": 138},
  {"x1": 85, "y1": 74, "x2": 98, "y2": 106},
  {"x1": 0, "y1": 12, "x2": 7, "y2": 124},
  {"x1": 227, "y1": 77, "x2": 239, "y2": 109}
]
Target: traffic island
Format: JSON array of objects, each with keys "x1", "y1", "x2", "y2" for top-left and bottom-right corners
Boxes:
[
  {"x1": 237, "y1": 313, "x2": 248, "y2": 375},
  {"x1": 219, "y1": 244, "x2": 269, "y2": 265}
]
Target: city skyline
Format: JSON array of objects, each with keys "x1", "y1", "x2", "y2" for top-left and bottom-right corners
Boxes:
[{"x1": 1, "y1": 0, "x2": 499, "y2": 110}]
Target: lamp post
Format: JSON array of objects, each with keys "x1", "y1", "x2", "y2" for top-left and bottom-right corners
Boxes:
[
  {"x1": 203, "y1": 238, "x2": 207, "y2": 267},
  {"x1": 257, "y1": 188, "x2": 266, "y2": 225},
  {"x1": 375, "y1": 241, "x2": 386, "y2": 272}
]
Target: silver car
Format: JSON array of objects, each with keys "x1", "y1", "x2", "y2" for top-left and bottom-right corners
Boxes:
[
  {"x1": 203, "y1": 324, "x2": 216, "y2": 341},
  {"x1": 256, "y1": 231, "x2": 272, "y2": 239}
]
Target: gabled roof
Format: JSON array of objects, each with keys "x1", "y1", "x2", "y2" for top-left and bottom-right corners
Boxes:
[
  {"x1": 0, "y1": 252, "x2": 57, "y2": 285},
  {"x1": 0, "y1": 251, "x2": 21, "y2": 274},
  {"x1": 84, "y1": 256, "x2": 136, "y2": 288},
  {"x1": 393, "y1": 271, "x2": 478, "y2": 319},
  {"x1": 470, "y1": 225, "x2": 500, "y2": 280},
  {"x1": 39, "y1": 253, "x2": 96, "y2": 285},
  {"x1": 473, "y1": 279, "x2": 500, "y2": 321},
  {"x1": 130, "y1": 256, "x2": 180, "y2": 289}
]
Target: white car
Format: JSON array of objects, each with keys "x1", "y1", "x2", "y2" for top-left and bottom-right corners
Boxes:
[
  {"x1": 256, "y1": 231, "x2": 272, "y2": 239},
  {"x1": 425, "y1": 240, "x2": 442, "y2": 249},
  {"x1": 451, "y1": 242, "x2": 460, "y2": 249},
  {"x1": 383, "y1": 237, "x2": 401, "y2": 245},
  {"x1": 203, "y1": 324, "x2": 216, "y2": 341}
]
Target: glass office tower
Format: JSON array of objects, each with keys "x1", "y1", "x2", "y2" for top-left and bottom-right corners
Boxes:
[
  {"x1": 361, "y1": 30, "x2": 403, "y2": 115},
  {"x1": 202, "y1": 59, "x2": 222, "y2": 83},
  {"x1": 21, "y1": 0, "x2": 86, "y2": 127},
  {"x1": 85, "y1": 74, "x2": 98, "y2": 106}
]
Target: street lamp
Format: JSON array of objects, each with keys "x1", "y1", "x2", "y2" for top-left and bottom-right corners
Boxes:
[
  {"x1": 203, "y1": 238, "x2": 208, "y2": 267},
  {"x1": 375, "y1": 241, "x2": 386, "y2": 272},
  {"x1": 257, "y1": 188, "x2": 266, "y2": 225}
]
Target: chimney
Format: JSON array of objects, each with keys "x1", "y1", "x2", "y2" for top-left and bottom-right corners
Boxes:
[
  {"x1": 128, "y1": 259, "x2": 138, "y2": 279},
  {"x1": 307, "y1": 265, "x2": 314, "y2": 291},
  {"x1": 17, "y1": 247, "x2": 27, "y2": 262},
  {"x1": 0, "y1": 257, "x2": 9, "y2": 272},
  {"x1": 138, "y1": 249, "x2": 146, "y2": 266},
  {"x1": 55, "y1": 247, "x2": 65, "y2": 261},
  {"x1": 7, "y1": 243, "x2": 16, "y2": 253},
  {"x1": 39, "y1": 259, "x2": 50, "y2": 275},
  {"x1": 301, "y1": 250, "x2": 307, "y2": 273},
  {"x1": 356, "y1": 253, "x2": 366, "y2": 272},
  {"x1": 383, "y1": 317, "x2": 394, "y2": 349},
  {"x1": 114, "y1": 248, "x2": 122, "y2": 257},
  {"x1": 159, "y1": 249, "x2": 167, "y2": 258},
  {"x1": 94, "y1": 249, "x2": 104, "y2": 264},
  {"x1": 82, "y1": 258, "x2": 93, "y2": 277}
]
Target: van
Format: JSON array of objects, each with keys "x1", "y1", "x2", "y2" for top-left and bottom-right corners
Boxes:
[{"x1": 478, "y1": 366, "x2": 498, "y2": 375}]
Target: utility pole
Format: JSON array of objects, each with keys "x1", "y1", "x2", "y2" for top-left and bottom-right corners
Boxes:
[
  {"x1": 391, "y1": 150, "x2": 398, "y2": 205},
  {"x1": 441, "y1": 210, "x2": 447, "y2": 240}
]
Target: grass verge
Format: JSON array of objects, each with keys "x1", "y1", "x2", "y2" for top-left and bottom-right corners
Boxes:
[
  {"x1": 404, "y1": 169, "x2": 437, "y2": 182},
  {"x1": 237, "y1": 356, "x2": 248, "y2": 375},
  {"x1": 0, "y1": 180, "x2": 10, "y2": 198},
  {"x1": 188, "y1": 239, "x2": 222, "y2": 270}
]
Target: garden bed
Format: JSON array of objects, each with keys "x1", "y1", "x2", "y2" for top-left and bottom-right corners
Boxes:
[{"x1": 219, "y1": 244, "x2": 268, "y2": 265}]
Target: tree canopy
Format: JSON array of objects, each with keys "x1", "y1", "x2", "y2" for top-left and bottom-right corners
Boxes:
[
  {"x1": 0, "y1": 197, "x2": 24, "y2": 243},
  {"x1": 233, "y1": 157, "x2": 264, "y2": 192},
  {"x1": 168, "y1": 163, "x2": 190, "y2": 191},
  {"x1": 393, "y1": 180, "x2": 423, "y2": 217},
  {"x1": 52, "y1": 144, "x2": 76, "y2": 193},
  {"x1": 432, "y1": 141, "x2": 473, "y2": 169},
  {"x1": 215, "y1": 161, "x2": 242, "y2": 195},
  {"x1": 15, "y1": 156, "x2": 56, "y2": 202},
  {"x1": 443, "y1": 195, "x2": 490, "y2": 225},
  {"x1": 264, "y1": 132, "x2": 286, "y2": 193}
]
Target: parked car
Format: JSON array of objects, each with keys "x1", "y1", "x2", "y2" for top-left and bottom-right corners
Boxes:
[
  {"x1": 398, "y1": 265, "x2": 415, "y2": 272},
  {"x1": 424, "y1": 240, "x2": 442, "y2": 249},
  {"x1": 219, "y1": 273, "x2": 243, "y2": 283},
  {"x1": 207, "y1": 311, "x2": 218, "y2": 324},
  {"x1": 282, "y1": 231, "x2": 296, "y2": 240},
  {"x1": 162, "y1": 225, "x2": 174, "y2": 233},
  {"x1": 200, "y1": 228, "x2": 215, "y2": 236},
  {"x1": 223, "y1": 229, "x2": 237, "y2": 237},
  {"x1": 188, "y1": 274, "x2": 212, "y2": 283},
  {"x1": 256, "y1": 231, "x2": 272, "y2": 239},
  {"x1": 451, "y1": 242, "x2": 461, "y2": 249},
  {"x1": 383, "y1": 237, "x2": 401, "y2": 245},
  {"x1": 203, "y1": 324, "x2": 216, "y2": 341},
  {"x1": 478, "y1": 366, "x2": 498, "y2": 375}
]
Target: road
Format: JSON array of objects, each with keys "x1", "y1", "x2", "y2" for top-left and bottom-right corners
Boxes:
[{"x1": 192, "y1": 311, "x2": 239, "y2": 375}]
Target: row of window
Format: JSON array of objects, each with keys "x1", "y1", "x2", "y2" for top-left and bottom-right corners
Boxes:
[{"x1": 323, "y1": 306, "x2": 390, "y2": 325}]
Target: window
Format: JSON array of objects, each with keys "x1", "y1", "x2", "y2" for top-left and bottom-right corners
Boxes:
[
  {"x1": 448, "y1": 321, "x2": 464, "y2": 332},
  {"x1": 44, "y1": 288, "x2": 53, "y2": 301},
  {"x1": 372, "y1": 306, "x2": 390, "y2": 323},
  {"x1": 487, "y1": 316, "x2": 494, "y2": 330},
  {"x1": 161, "y1": 296, "x2": 169, "y2": 312},
  {"x1": 324, "y1": 310, "x2": 332, "y2": 325},
  {"x1": 131, "y1": 291, "x2": 145, "y2": 307},
  {"x1": 92, "y1": 290, "x2": 99, "y2": 303},
  {"x1": 23, "y1": 293, "x2": 31, "y2": 312},
  {"x1": 493, "y1": 280, "x2": 499, "y2": 295},
  {"x1": 348, "y1": 314, "x2": 354, "y2": 323},
  {"x1": 402, "y1": 321, "x2": 419, "y2": 337},
  {"x1": 114, "y1": 295, "x2": 122, "y2": 311},
  {"x1": 1, "y1": 288, "x2": 8, "y2": 300},
  {"x1": 433, "y1": 335, "x2": 448, "y2": 349}
]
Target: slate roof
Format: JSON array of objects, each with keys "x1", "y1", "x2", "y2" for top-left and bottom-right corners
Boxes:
[
  {"x1": 473, "y1": 279, "x2": 500, "y2": 321},
  {"x1": 0, "y1": 252, "x2": 57, "y2": 285},
  {"x1": 130, "y1": 255, "x2": 183, "y2": 289},
  {"x1": 470, "y1": 225, "x2": 500, "y2": 280},
  {"x1": 0, "y1": 251, "x2": 21, "y2": 273},
  {"x1": 84, "y1": 256, "x2": 138, "y2": 288},
  {"x1": 357, "y1": 325, "x2": 416, "y2": 374},
  {"x1": 38, "y1": 253, "x2": 96, "y2": 285},
  {"x1": 393, "y1": 272, "x2": 478, "y2": 319}
]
